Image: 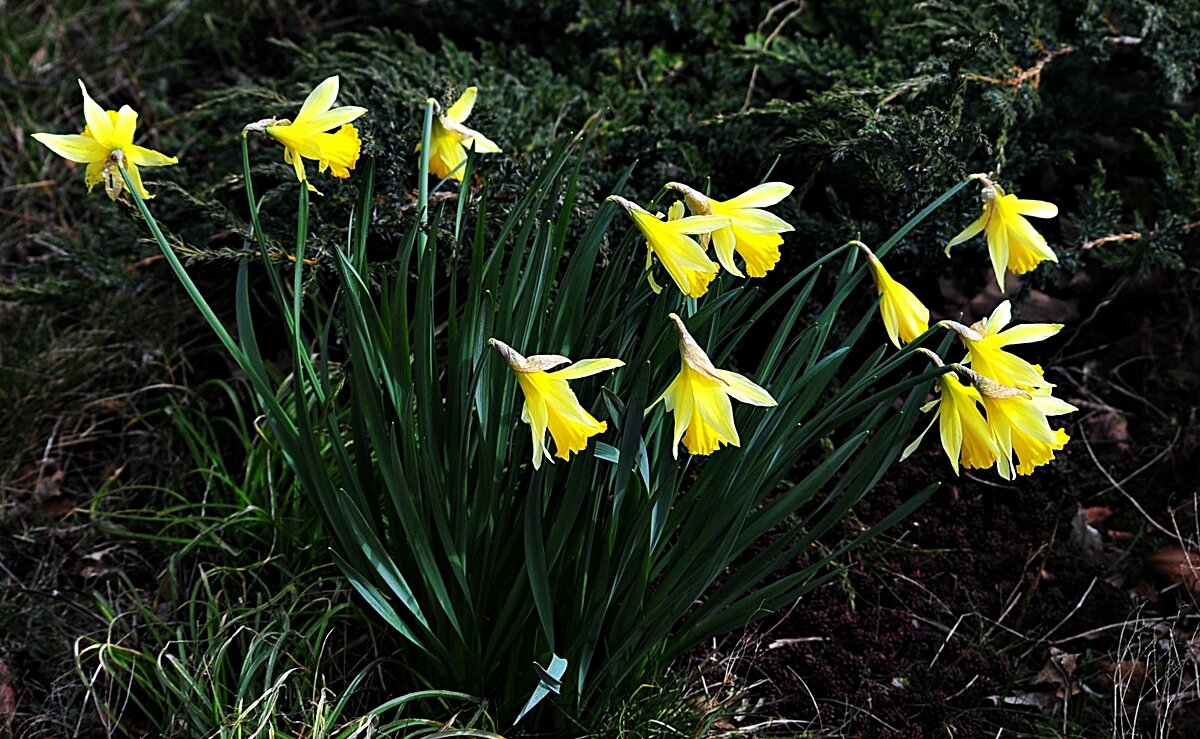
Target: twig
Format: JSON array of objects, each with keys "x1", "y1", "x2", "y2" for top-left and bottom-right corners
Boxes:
[
  {"x1": 1080, "y1": 423, "x2": 1181, "y2": 538},
  {"x1": 1080, "y1": 219, "x2": 1200, "y2": 250},
  {"x1": 741, "y1": 0, "x2": 806, "y2": 112},
  {"x1": 963, "y1": 44, "x2": 1076, "y2": 91},
  {"x1": 1020, "y1": 577, "x2": 1099, "y2": 658},
  {"x1": 1052, "y1": 614, "x2": 1200, "y2": 644},
  {"x1": 929, "y1": 613, "x2": 967, "y2": 668}
]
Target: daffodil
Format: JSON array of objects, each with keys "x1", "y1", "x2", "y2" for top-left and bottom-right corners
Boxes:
[
  {"x1": 419, "y1": 87, "x2": 502, "y2": 181},
  {"x1": 958, "y1": 365, "x2": 1075, "y2": 479},
  {"x1": 489, "y1": 338, "x2": 622, "y2": 469},
  {"x1": 946, "y1": 174, "x2": 1059, "y2": 291},
  {"x1": 608, "y1": 195, "x2": 727, "y2": 298},
  {"x1": 250, "y1": 75, "x2": 366, "y2": 193},
  {"x1": 854, "y1": 241, "x2": 929, "y2": 348},
  {"x1": 657, "y1": 313, "x2": 776, "y2": 457},
  {"x1": 905, "y1": 350, "x2": 999, "y2": 474},
  {"x1": 941, "y1": 300, "x2": 1061, "y2": 391},
  {"x1": 32, "y1": 80, "x2": 178, "y2": 200},
  {"x1": 666, "y1": 181, "x2": 795, "y2": 278}
]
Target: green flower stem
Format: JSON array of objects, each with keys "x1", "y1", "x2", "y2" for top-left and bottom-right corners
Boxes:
[
  {"x1": 240, "y1": 133, "x2": 270, "y2": 255},
  {"x1": 294, "y1": 183, "x2": 309, "y2": 374},
  {"x1": 417, "y1": 99, "x2": 435, "y2": 260}
]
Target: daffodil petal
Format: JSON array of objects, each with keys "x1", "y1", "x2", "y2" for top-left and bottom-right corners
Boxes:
[
  {"x1": 286, "y1": 146, "x2": 308, "y2": 183},
  {"x1": 655, "y1": 372, "x2": 680, "y2": 412},
  {"x1": 938, "y1": 396, "x2": 964, "y2": 475},
  {"x1": 126, "y1": 144, "x2": 178, "y2": 168},
  {"x1": 983, "y1": 301, "x2": 1012, "y2": 336},
  {"x1": 446, "y1": 86, "x2": 478, "y2": 122},
  {"x1": 78, "y1": 80, "x2": 114, "y2": 145},
  {"x1": 32, "y1": 132, "x2": 108, "y2": 163},
  {"x1": 878, "y1": 294, "x2": 901, "y2": 348},
  {"x1": 668, "y1": 214, "x2": 728, "y2": 235},
  {"x1": 996, "y1": 323, "x2": 1062, "y2": 346},
  {"x1": 712, "y1": 226, "x2": 743, "y2": 277},
  {"x1": 986, "y1": 218, "x2": 1010, "y2": 291},
  {"x1": 721, "y1": 181, "x2": 793, "y2": 209},
  {"x1": 296, "y1": 75, "x2": 339, "y2": 124},
  {"x1": 462, "y1": 129, "x2": 502, "y2": 154},
  {"x1": 303, "y1": 105, "x2": 367, "y2": 133},
  {"x1": 645, "y1": 247, "x2": 664, "y2": 294},
  {"x1": 552, "y1": 358, "x2": 624, "y2": 380},
  {"x1": 946, "y1": 211, "x2": 987, "y2": 253},
  {"x1": 669, "y1": 376, "x2": 692, "y2": 458},
  {"x1": 713, "y1": 369, "x2": 776, "y2": 406},
  {"x1": 1015, "y1": 199, "x2": 1058, "y2": 219},
  {"x1": 523, "y1": 394, "x2": 551, "y2": 470},
  {"x1": 729, "y1": 208, "x2": 793, "y2": 234},
  {"x1": 112, "y1": 105, "x2": 137, "y2": 147},
  {"x1": 124, "y1": 162, "x2": 151, "y2": 199},
  {"x1": 1032, "y1": 395, "x2": 1078, "y2": 416}
]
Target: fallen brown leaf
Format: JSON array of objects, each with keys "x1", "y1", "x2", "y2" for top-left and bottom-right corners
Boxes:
[
  {"x1": 1145, "y1": 546, "x2": 1200, "y2": 593},
  {"x1": 1098, "y1": 660, "x2": 1147, "y2": 702}
]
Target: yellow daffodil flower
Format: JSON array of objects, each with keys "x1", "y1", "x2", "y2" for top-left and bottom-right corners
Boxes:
[
  {"x1": 419, "y1": 87, "x2": 502, "y2": 181},
  {"x1": 946, "y1": 174, "x2": 1059, "y2": 291},
  {"x1": 959, "y1": 365, "x2": 1075, "y2": 479},
  {"x1": 249, "y1": 75, "x2": 366, "y2": 193},
  {"x1": 941, "y1": 300, "x2": 1061, "y2": 391},
  {"x1": 906, "y1": 349, "x2": 999, "y2": 474},
  {"x1": 608, "y1": 195, "x2": 727, "y2": 298},
  {"x1": 489, "y1": 338, "x2": 622, "y2": 469},
  {"x1": 32, "y1": 80, "x2": 178, "y2": 200},
  {"x1": 854, "y1": 241, "x2": 929, "y2": 348},
  {"x1": 657, "y1": 313, "x2": 776, "y2": 457},
  {"x1": 666, "y1": 181, "x2": 795, "y2": 278}
]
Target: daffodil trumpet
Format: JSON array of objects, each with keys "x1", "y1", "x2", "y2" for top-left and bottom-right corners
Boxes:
[
  {"x1": 946, "y1": 173, "x2": 1059, "y2": 291},
  {"x1": 666, "y1": 181, "x2": 795, "y2": 278},
  {"x1": 853, "y1": 241, "x2": 930, "y2": 348},
  {"x1": 32, "y1": 80, "x2": 178, "y2": 200},
  {"x1": 656, "y1": 313, "x2": 777, "y2": 457},
  {"x1": 489, "y1": 338, "x2": 622, "y2": 469}
]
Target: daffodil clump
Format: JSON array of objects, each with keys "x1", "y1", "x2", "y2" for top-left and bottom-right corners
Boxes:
[
  {"x1": 843, "y1": 172, "x2": 1073, "y2": 480},
  {"x1": 32, "y1": 72, "x2": 1083, "y2": 726},
  {"x1": 931, "y1": 301, "x2": 1076, "y2": 478},
  {"x1": 33, "y1": 80, "x2": 178, "y2": 200}
]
